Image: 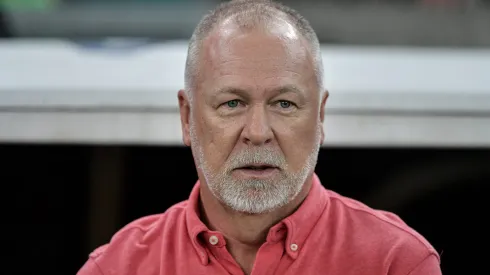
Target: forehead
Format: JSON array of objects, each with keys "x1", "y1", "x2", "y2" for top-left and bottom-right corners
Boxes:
[{"x1": 197, "y1": 21, "x2": 317, "y2": 94}]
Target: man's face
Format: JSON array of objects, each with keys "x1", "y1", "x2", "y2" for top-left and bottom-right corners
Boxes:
[{"x1": 180, "y1": 22, "x2": 327, "y2": 214}]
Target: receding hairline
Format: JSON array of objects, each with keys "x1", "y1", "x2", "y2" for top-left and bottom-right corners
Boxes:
[{"x1": 184, "y1": 0, "x2": 324, "y2": 101}]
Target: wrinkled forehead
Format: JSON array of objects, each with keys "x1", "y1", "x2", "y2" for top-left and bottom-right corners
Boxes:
[{"x1": 196, "y1": 19, "x2": 317, "y2": 94}]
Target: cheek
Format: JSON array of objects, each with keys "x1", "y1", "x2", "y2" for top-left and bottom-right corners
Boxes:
[
  {"x1": 200, "y1": 116, "x2": 243, "y2": 168},
  {"x1": 274, "y1": 117, "x2": 319, "y2": 169}
]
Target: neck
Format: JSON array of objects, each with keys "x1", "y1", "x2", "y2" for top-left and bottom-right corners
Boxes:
[{"x1": 198, "y1": 176, "x2": 313, "y2": 271}]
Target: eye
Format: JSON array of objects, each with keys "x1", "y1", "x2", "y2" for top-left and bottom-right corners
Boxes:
[
  {"x1": 277, "y1": 100, "x2": 293, "y2": 109},
  {"x1": 226, "y1": 100, "x2": 240, "y2": 108}
]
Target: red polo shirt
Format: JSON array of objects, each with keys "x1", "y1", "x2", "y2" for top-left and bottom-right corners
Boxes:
[{"x1": 78, "y1": 174, "x2": 441, "y2": 275}]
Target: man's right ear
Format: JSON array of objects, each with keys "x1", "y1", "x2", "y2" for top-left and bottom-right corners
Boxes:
[{"x1": 178, "y1": 89, "x2": 192, "y2": 146}]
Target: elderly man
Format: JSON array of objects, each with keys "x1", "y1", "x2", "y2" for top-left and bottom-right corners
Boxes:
[{"x1": 78, "y1": 1, "x2": 441, "y2": 274}]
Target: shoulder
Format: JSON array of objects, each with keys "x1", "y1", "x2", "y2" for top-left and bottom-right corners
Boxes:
[
  {"x1": 81, "y1": 201, "x2": 189, "y2": 275},
  {"x1": 327, "y1": 190, "x2": 435, "y2": 249},
  {"x1": 325, "y1": 190, "x2": 440, "y2": 272}
]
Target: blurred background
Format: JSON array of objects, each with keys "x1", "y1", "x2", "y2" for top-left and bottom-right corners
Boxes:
[{"x1": 1, "y1": 0, "x2": 489, "y2": 274}]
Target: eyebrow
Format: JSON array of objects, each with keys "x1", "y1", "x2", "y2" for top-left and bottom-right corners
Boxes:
[
  {"x1": 273, "y1": 85, "x2": 305, "y2": 98},
  {"x1": 212, "y1": 84, "x2": 306, "y2": 99},
  {"x1": 212, "y1": 87, "x2": 250, "y2": 99}
]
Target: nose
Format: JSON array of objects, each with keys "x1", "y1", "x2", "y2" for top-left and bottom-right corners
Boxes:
[{"x1": 242, "y1": 105, "x2": 274, "y2": 146}]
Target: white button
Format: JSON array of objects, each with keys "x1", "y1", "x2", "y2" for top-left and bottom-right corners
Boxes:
[
  {"x1": 209, "y1": 235, "x2": 219, "y2": 245},
  {"x1": 290, "y1": 243, "x2": 298, "y2": 251}
]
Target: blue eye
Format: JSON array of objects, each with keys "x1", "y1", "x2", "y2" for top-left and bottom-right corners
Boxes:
[
  {"x1": 279, "y1": 101, "x2": 292, "y2": 108},
  {"x1": 226, "y1": 100, "x2": 239, "y2": 108}
]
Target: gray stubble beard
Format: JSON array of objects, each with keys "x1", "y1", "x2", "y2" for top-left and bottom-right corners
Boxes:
[{"x1": 190, "y1": 122, "x2": 322, "y2": 214}]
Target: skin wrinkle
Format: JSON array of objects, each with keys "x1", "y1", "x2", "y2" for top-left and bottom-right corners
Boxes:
[
  {"x1": 209, "y1": 23, "x2": 309, "y2": 92},
  {"x1": 210, "y1": 86, "x2": 307, "y2": 110}
]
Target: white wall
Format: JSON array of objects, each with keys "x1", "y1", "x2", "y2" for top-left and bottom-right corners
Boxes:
[{"x1": 1, "y1": 39, "x2": 489, "y2": 146}]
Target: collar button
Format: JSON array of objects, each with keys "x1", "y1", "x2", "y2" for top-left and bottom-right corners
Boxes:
[{"x1": 209, "y1": 235, "x2": 219, "y2": 245}]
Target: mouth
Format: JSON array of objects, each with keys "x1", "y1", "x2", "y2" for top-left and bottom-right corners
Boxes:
[
  {"x1": 239, "y1": 164, "x2": 277, "y2": 170},
  {"x1": 233, "y1": 164, "x2": 280, "y2": 178}
]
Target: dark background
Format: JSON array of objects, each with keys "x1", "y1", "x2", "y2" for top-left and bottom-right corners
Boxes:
[{"x1": 2, "y1": 144, "x2": 489, "y2": 275}]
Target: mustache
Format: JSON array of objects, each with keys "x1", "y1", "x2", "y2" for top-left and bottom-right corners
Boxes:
[{"x1": 227, "y1": 147, "x2": 286, "y2": 169}]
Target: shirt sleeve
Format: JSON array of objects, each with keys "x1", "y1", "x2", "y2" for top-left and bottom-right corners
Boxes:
[
  {"x1": 407, "y1": 254, "x2": 442, "y2": 275},
  {"x1": 77, "y1": 258, "x2": 105, "y2": 275}
]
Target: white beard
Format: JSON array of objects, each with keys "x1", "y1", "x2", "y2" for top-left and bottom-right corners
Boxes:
[{"x1": 190, "y1": 122, "x2": 322, "y2": 214}]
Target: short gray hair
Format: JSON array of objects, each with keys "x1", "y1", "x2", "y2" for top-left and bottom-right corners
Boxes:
[{"x1": 184, "y1": 0, "x2": 324, "y2": 102}]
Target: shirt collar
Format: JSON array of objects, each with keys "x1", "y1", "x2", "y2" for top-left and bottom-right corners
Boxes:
[
  {"x1": 185, "y1": 173, "x2": 329, "y2": 263},
  {"x1": 280, "y1": 173, "x2": 329, "y2": 259},
  {"x1": 185, "y1": 182, "x2": 210, "y2": 265}
]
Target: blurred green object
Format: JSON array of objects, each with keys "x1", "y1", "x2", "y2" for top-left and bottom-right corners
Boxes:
[
  {"x1": 51, "y1": 0, "x2": 195, "y2": 2},
  {"x1": 1, "y1": 0, "x2": 59, "y2": 11}
]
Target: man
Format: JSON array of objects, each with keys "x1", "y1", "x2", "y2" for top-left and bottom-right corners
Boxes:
[{"x1": 78, "y1": 0, "x2": 442, "y2": 274}]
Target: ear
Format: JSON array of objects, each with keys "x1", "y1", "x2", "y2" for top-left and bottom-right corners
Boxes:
[
  {"x1": 178, "y1": 89, "x2": 192, "y2": 146},
  {"x1": 319, "y1": 90, "x2": 329, "y2": 143}
]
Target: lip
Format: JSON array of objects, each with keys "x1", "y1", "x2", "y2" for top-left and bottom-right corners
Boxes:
[{"x1": 232, "y1": 166, "x2": 280, "y2": 179}]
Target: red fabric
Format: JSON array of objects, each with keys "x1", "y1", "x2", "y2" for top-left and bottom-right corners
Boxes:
[{"x1": 78, "y1": 174, "x2": 441, "y2": 275}]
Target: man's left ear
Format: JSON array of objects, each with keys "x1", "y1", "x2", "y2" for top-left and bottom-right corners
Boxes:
[
  {"x1": 320, "y1": 90, "x2": 329, "y2": 123},
  {"x1": 178, "y1": 89, "x2": 192, "y2": 147},
  {"x1": 320, "y1": 90, "x2": 329, "y2": 143}
]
